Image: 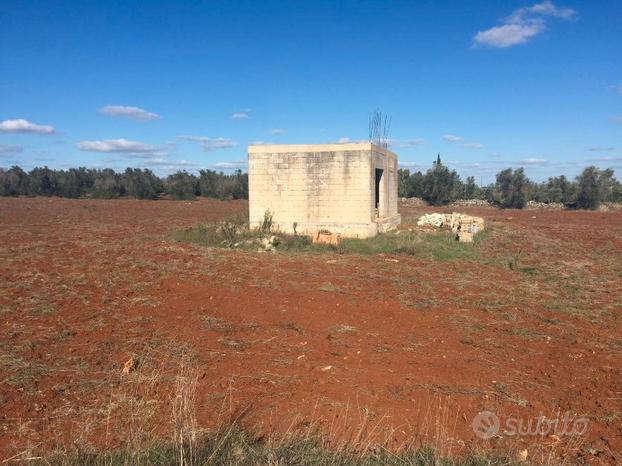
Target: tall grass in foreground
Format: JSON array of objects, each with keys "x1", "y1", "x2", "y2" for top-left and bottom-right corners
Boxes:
[{"x1": 38, "y1": 429, "x2": 516, "y2": 466}]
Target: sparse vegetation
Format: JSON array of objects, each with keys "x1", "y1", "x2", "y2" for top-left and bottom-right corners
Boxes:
[
  {"x1": 173, "y1": 217, "x2": 488, "y2": 260},
  {"x1": 31, "y1": 425, "x2": 517, "y2": 466}
]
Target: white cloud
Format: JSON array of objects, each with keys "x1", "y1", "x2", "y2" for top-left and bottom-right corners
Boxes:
[
  {"x1": 271, "y1": 128, "x2": 286, "y2": 135},
  {"x1": 209, "y1": 161, "x2": 248, "y2": 170},
  {"x1": 473, "y1": 1, "x2": 576, "y2": 48},
  {"x1": 99, "y1": 105, "x2": 160, "y2": 120},
  {"x1": 520, "y1": 157, "x2": 548, "y2": 165},
  {"x1": 443, "y1": 134, "x2": 462, "y2": 142},
  {"x1": 231, "y1": 110, "x2": 251, "y2": 120},
  {"x1": 0, "y1": 144, "x2": 23, "y2": 154},
  {"x1": 76, "y1": 138, "x2": 162, "y2": 157},
  {"x1": 337, "y1": 137, "x2": 351, "y2": 143},
  {"x1": 588, "y1": 147, "x2": 615, "y2": 152},
  {"x1": 510, "y1": 0, "x2": 576, "y2": 21},
  {"x1": 0, "y1": 119, "x2": 55, "y2": 134},
  {"x1": 178, "y1": 135, "x2": 237, "y2": 151},
  {"x1": 463, "y1": 142, "x2": 484, "y2": 149},
  {"x1": 474, "y1": 22, "x2": 544, "y2": 48}
]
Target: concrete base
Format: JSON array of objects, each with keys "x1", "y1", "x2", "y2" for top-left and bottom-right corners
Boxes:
[
  {"x1": 376, "y1": 213, "x2": 402, "y2": 234},
  {"x1": 251, "y1": 214, "x2": 401, "y2": 239}
]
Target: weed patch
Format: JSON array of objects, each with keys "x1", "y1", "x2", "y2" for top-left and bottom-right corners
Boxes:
[{"x1": 173, "y1": 219, "x2": 488, "y2": 260}]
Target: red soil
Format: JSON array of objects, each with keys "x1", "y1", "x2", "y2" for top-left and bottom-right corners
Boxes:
[{"x1": 0, "y1": 198, "x2": 620, "y2": 463}]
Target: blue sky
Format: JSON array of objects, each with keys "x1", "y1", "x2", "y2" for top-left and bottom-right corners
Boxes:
[{"x1": 1, "y1": 0, "x2": 620, "y2": 183}]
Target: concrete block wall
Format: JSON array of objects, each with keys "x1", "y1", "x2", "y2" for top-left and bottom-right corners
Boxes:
[{"x1": 248, "y1": 143, "x2": 400, "y2": 238}]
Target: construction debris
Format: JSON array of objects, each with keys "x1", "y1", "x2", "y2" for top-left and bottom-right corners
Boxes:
[
  {"x1": 313, "y1": 230, "x2": 341, "y2": 246},
  {"x1": 416, "y1": 212, "x2": 485, "y2": 242}
]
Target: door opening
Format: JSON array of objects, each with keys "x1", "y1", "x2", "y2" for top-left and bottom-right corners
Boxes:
[{"x1": 374, "y1": 168, "x2": 383, "y2": 211}]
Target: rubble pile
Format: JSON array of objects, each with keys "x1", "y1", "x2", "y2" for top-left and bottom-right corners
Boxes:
[
  {"x1": 416, "y1": 212, "x2": 485, "y2": 243},
  {"x1": 399, "y1": 197, "x2": 427, "y2": 206},
  {"x1": 525, "y1": 201, "x2": 564, "y2": 210},
  {"x1": 451, "y1": 199, "x2": 491, "y2": 208},
  {"x1": 314, "y1": 230, "x2": 341, "y2": 245}
]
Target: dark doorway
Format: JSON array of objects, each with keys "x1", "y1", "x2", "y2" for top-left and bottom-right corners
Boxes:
[{"x1": 374, "y1": 168, "x2": 383, "y2": 210}]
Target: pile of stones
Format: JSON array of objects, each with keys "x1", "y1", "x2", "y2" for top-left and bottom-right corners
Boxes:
[
  {"x1": 416, "y1": 212, "x2": 485, "y2": 242},
  {"x1": 451, "y1": 199, "x2": 491, "y2": 208}
]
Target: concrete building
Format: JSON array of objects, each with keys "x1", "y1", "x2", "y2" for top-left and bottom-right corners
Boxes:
[{"x1": 248, "y1": 143, "x2": 401, "y2": 238}]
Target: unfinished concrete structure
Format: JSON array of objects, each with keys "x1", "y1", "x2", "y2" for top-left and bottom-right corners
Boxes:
[{"x1": 248, "y1": 143, "x2": 401, "y2": 238}]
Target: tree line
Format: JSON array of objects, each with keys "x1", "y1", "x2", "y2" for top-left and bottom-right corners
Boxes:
[
  {"x1": 1, "y1": 158, "x2": 620, "y2": 209},
  {"x1": 0, "y1": 166, "x2": 248, "y2": 201},
  {"x1": 399, "y1": 155, "x2": 622, "y2": 210}
]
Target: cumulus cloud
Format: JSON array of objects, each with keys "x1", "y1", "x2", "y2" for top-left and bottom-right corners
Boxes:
[
  {"x1": 76, "y1": 138, "x2": 162, "y2": 157},
  {"x1": 178, "y1": 135, "x2": 237, "y2": 151},
  {"x1": 473, "y1": 1, "x2": 576, "y2": 48},
  {"x1": 99, "y1": 105, "x2": 160, "y2": 120},
  {"x1": 0, "y1": 144, "x2": 23, "y2": 155},
  {"x1": 231, "y1": 110, "x2": 251, "y2": 120},
  {"x1": 271, "y1": 128, "x2": 286, "y2": 135},
  {"x1": 443, "y1": 134, "x2": 462, "y2": 142},
  {"x1": 0, "y1": 119, "x2": 55, "y2": 134},
  {"x1": 337, "y1": 137, "x2": 351, "y2": 143},
  {"x1": 463, "y1": 142, "x2": 484, "y2": 149}
]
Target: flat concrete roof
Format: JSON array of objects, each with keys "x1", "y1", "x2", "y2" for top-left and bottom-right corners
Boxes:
[{"x1": 248, "y1": 142, "x2": 397, "y2": 157}]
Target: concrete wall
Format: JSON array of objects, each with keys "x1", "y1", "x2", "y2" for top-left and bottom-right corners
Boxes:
[
  {"x1": 248, "y1": 143, "x2": 400, "y2": 238},
  {"x1": 370, "y1": 146, "x2": 400, "y2": 233}
]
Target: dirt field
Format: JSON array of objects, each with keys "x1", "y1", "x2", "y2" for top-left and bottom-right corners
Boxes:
[{"x1": 1, "y1": 197, "x2": 620, "y2": 464}]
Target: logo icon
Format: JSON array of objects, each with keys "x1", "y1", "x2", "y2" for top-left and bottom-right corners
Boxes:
[{"x1": 473, "y1": 411, "x2": 500, "y2": 439}]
